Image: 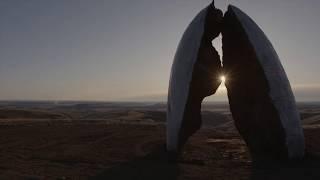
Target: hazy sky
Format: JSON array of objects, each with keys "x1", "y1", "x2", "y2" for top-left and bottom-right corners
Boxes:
[{"x1": 0, "y1": 0, "x2": 319, "y2": 101}]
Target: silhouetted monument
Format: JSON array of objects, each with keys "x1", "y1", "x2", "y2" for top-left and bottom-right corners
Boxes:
[
  {"x1": 167, "y1": 1, "x2": 305, "y2": 162},
  {"x1": 167, "y1": 2, "x2": 223, "y2": 157}
]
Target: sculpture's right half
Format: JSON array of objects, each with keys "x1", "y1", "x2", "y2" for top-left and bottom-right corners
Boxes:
[{"x1": 222, "y1": 5, "x2": 305, "y2": 161}]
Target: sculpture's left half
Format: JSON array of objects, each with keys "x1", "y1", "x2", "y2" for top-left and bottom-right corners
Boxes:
[{"x1": 166, "y1": 1, "x2": 223, "y2": 159}]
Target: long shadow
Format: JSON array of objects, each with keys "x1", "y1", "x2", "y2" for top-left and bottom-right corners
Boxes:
[
  {"x1": 90, "y1": 145, "x2": 180, "y2": 180},
  {"x1": 251, "y1": 153, "x2": 320, "y2": 180}
]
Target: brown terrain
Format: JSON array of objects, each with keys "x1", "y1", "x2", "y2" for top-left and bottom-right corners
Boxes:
[{"x1": 0, "y1": 101, "x2": 320, "y2": 179}]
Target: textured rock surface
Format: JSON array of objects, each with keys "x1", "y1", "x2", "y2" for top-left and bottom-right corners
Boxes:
[{"x1": 222, "y1": 5, "x2": 304, "y2": 161}]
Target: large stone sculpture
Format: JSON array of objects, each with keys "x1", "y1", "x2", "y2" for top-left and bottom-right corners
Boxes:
[
  {"x1": 167, "y1": 3, "x2": 223, "y2": 155},
  {"x1": 167, "y1": 1, "x2": 305, "y2": 161},
  {"x1": 222, "y1": 5, "x2": 304, "y2": 161}
]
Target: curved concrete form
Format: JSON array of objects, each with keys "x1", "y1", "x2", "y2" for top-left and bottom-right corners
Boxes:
[
  {"x1": 222, "y1": 5, "x2": 304, "y2": 160},
  {"x1": 167, "y1": 4, "x2": 222, "y2": 153}
]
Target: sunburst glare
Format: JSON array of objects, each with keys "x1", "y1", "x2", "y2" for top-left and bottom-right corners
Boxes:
[
  {"x1": 220, "y1": 75, "x2": 226, "y2": 84},
  {"x1": 216, "y1": 75, "x2": 227, "y2": 94}
]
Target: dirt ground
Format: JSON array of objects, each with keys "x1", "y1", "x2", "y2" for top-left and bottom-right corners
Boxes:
[{"x1": 0, "y1": 120, "x2": 319, "y2": 180}]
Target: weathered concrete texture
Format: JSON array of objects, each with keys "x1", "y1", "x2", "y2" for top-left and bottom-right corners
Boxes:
[
  {"x1": 222, "y1": 5, "x2": 304, "y2": 161},
  {"x1": 167, "y1": 3, "x2": 222, "y2": 155}
]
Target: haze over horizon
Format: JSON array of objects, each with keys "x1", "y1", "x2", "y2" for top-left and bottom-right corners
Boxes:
[{"x1": 1, "y1": 0, "x2": 320, "y2": 102}]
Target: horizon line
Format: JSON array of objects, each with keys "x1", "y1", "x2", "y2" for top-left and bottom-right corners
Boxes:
[{"x1": 1, "y1": 99, "x2": 320, "y2": 104}]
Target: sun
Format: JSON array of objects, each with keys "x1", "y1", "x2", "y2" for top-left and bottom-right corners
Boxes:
[{"x1": 220, "y1": 75, "x2": 226, "y2": 84}]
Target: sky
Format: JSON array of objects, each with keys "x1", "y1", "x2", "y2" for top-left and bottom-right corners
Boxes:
[{"x1": 0, "y1": 0, "x2": 319, "y2": 102}]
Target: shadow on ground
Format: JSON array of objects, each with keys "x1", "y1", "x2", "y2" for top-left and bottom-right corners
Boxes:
[
  {"x1": 90, "y1": 145, "x2": 320, "y2": 180},
  {"x1": 251, "y1": 153, "x2": 320, "y2": 180},
  {"x1": 90, "y1": 145, "x2": 179, "y2": 180}
]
